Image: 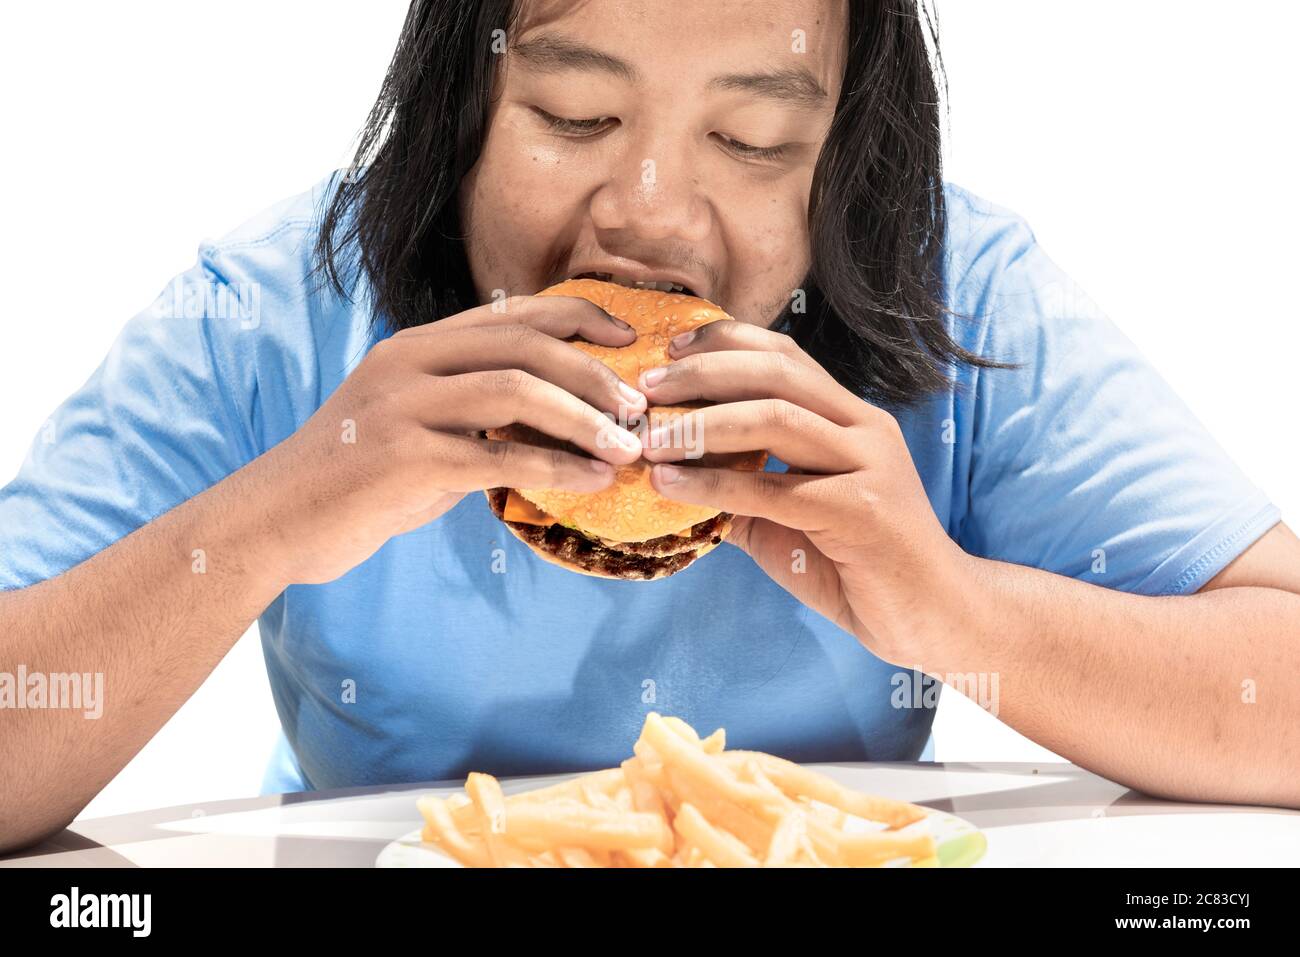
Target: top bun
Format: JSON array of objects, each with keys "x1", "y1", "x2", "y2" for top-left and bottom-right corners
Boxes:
[
  {"x1": 485, "y1": 279, "x2": 767, "y2": 542},
  {"x1": 538, "y1": 278, "x2": 733, "y2": 385}
]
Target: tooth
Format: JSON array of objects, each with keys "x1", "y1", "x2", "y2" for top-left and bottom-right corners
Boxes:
[{"x1": 583, "y1": 274, "x2": 690, "y2": 294}]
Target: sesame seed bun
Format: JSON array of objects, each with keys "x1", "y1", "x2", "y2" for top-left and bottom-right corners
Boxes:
[{"x1": 483, "y1": 278, "x2": 768, "y2": 580}]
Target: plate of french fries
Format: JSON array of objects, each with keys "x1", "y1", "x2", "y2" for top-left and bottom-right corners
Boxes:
[{"x1": 377, "y1": 713, "x2": 986, "y2": 868}]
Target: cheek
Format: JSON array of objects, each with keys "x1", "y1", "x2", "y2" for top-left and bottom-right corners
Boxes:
[
  {"x1": 461, "y1": 132, "x2": 578, "y2": 291},
  {"x1": 474, "y1": 116, "x2": 583, "y2": 223},
  {"x1": 748, "y1": 201, "x2": 810, "y2": 273},
  {"x1": 729, "y1": 193, "x2": 811, "y2": 320}
]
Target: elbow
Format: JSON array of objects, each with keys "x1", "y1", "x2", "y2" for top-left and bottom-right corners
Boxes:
[
  {"x1": 1124, "y1": 770, "x2": 1300, "y2": 812},
  {"x1": 0, "y1": 791, "x2": 83, "y2": 857}
]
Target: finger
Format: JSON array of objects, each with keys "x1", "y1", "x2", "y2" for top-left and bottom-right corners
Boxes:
[
  {"x1": 430, "y1": 431, "x2": 619, "y2": 494},
  {"x1": 666, "y1": 318, "x2": 820, "y2": 370},
  {"x1": 639, "y1": 401, "x2": 865, "y2": 474},
  {"x1": 399, "y1": 294, "x2": 638, "y2": 348},
  {"x1": 648, "y1": 463, "x2": 842, "y2": 532},
  {"x1": 637, "y1": 350, "x2": 862, "y2": 426},
  {"x1": 411, "y1": 323, "x2": 646, "y2": 419},
  {"x1": 410, "y1": 371, "x2": 644, "y2": 465}
]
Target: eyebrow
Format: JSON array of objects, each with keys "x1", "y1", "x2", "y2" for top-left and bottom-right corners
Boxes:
[
  {"x1": 512, "y1": 33, "x2": 830, "y2": 109},
  {"x1": 708, "y1": 68, "x2": 829, "y2": 110},
  {"x1": 512, "y1": 33, "x2": 638, "y2": 83}
]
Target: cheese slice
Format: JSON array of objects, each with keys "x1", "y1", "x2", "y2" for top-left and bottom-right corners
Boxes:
[
  {"x1": 502, "y1": 489, "x2": 695, "y2": 538},
  {"x1": 503, "y1": 489, "x2": 556, "y2": 525}
]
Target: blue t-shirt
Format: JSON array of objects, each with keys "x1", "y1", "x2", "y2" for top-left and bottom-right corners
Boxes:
[{"x1": 0, "y1": 176, "x2": 1279, "y2": 794}]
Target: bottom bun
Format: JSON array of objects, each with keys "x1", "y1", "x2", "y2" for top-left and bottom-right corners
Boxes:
[{"x1": 484, "y1": 487, "x2": 732, "y2": 581}]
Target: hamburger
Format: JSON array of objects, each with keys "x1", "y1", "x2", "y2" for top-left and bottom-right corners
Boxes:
[{"x1": 483, "y1": 278, "x2": 768, "y2": 580}]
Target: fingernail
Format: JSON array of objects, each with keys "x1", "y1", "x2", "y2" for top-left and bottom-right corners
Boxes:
[
  {"x1": 655, "y1": 464, "x2": 684, "y2": 484},
  {"x1": 610, "y1": 315, "x2": 634, "y2": 331},
  {"x1": 617, "y1": 381, "x2": 645, "y2": 406},
  {"x1": 610, "y1": 428, "x2": 642, "y2": 452},
  {"x1": 670, "y1": 330, "x2": 696, "y2": 350},
  {"x1": 589, "y1": 458, "x2": 612, "y2": 473},
  {"x1": 641, "y1": 367, "x2": 667, "y2": 388}
]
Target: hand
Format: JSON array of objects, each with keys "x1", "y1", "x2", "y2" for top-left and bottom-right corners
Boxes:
[
  {"x1": 637, "y1": 320, "x2": 971, "y2": 663},
  {"x1": 261, "y1": 296, "x2": 648, "y2": 585}
]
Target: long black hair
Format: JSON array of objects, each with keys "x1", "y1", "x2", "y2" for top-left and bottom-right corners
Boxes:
[{"x1": 316, "y1": 0, "x2": 999, "y2": 407}]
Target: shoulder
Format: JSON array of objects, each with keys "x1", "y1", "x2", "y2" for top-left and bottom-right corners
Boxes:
[
  {"x1": 138, "y1": 171, "x2": 376, "y2": 447},
  {"x1": 194, "y1": 171, "x2": 349, "y2": 293},
  {"x1": 163, "y1": 171, "x2": 377, "y2": 377},
  {"x1": 941, "y1": 183, "x2": 1043, "y2": 311},
  {"x1": 939, "y1": 183, "x2": 1105, "y2": 361}
]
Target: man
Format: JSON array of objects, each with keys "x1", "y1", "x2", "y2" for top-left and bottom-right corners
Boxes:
[{"x1": 2, "y1": 0, "x2": 1297, "y2": 853}]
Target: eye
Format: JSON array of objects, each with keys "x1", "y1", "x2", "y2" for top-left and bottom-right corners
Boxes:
[
  {"x1": 533, "y1": 107, "x2": 616, "y2": 137},
  {"x1": 715, "y1": 134, "x2": 790, "y2": 163}
]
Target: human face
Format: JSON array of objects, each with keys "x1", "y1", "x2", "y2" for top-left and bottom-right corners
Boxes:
[{"x1": 459, "y1": 0, "x2": 846, "y2": 327}]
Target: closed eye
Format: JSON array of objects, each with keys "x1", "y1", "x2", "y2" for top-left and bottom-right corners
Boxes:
[
  {"x1": 533, "y1": 107, "x2": 792, "y2": 164},
  {"x1": 713, "y1": 133, "x2": 790, "y2": 163},
  {"x1": 533, "y1": 107, "x2": 616, "y2": 137}
]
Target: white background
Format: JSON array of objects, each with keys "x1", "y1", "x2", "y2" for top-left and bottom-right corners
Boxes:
[{"x1": 0, "y1": 1, "x2": 1294, "y2": 820}]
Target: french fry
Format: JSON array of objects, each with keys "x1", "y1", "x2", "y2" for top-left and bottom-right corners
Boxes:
[
  {"x1": 617, "y1": 846, "x2": 674, "y2": 867},
  {"x1": 720, "y1": 751, "x2": 927, "y2": 829},
  {"x1": 796, "y1": 796, "x2": 848, "y2": 829},
  {"x1": 663, "y1": 765, "x2": 773, "y2": 853},
  {"x1": 413, "y1": 713, "x2": 944, "y2": 868},
  {"x1": 621, "y1": 758, "x2": 669, "y2": 819},
  {"x1": 465, "y1": 773, "x2": 506, "y2": 834},
  {"x1": 465, "y1": 772, "x2": 533, "y2": 867},
  {"x1": 660, "y1": 716, "x2": 726, "y2": 753},
  {"x1": 662, "y1": 716, "x2": 702, "y2": 744},
  {"x1": 673, "y1": 802, "x2": 760, "y2": 868},
  {"x1": 837, "y1": 831, "x2": 937, "y2": 867},
  {"x1": 417, "y1": 795, "x2": 492, "y2": 868},
  {"x1": 556, "y1": 846, "x2": 604, "y2": 868},
  {"x1": 763, "y1": 809, "x2": 808, "y2": 867},
  {"x1": 641, "y1": 713, "x2": 785, "y2": 817},
  {"x1": 505, "y1": 767, "x2": 626, "y2": 804},
  {"x1": 678, "y1": 844, "x2": 705, "y2": 868},
  {"x1": 448, "y1": 767, "x2": 625, "y2": 831},
  {"x1": 582, "y1": 782, "x2": 634, "y2": 813},
  {"x1": 632, "y1": 738, "x2": 664, "y2": 770},
  {"x1": 504, "y1": 801, "x2": 674, "y2": 855}
]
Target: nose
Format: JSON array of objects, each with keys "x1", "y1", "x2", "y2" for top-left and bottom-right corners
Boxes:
[{"x1": 589, "y1": 124, "x2": 712, "y2": 246}]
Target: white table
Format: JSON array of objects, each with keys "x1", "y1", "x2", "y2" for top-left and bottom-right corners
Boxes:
[{"x1": 5, "y1": 761, "x2": 1297, "y2": 867}]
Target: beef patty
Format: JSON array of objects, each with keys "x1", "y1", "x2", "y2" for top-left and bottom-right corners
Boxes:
[{"x1": 485, "y1": 487, "x2": 729, "y2": 580}]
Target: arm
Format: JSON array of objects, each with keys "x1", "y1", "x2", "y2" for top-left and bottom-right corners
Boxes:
[
  {"x1": 0, "y1": 294, "x2": 642, "y2": 853},
  {"x1": 934, "y1": 522, "x2": 1300, "y2": 808},
  {"x1": 0, "y1": 448, "x2": 293, "y2": 853},
  {"x1": 634, "y1": 316, "x2": 1300, "y2": 809}
]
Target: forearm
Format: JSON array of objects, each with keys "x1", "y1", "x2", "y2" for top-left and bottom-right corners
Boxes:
[
  {"x1": 924, "y1": 555, "x2": 1300, "y2": 808},
  {"x1": 0, "y1": 448, "x2": 294, "y2": 851}
]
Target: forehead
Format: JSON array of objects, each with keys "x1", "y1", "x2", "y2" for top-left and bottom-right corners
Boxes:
[{"x1": 511, "y1": 0, "x2": 847, "y2": 105}]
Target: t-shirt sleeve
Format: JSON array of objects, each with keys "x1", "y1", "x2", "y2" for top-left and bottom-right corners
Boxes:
[
  {"x1": 952, "y1": 211, "x2": 1279, "y2": 596},
  {"x1": 0, "y1": 245, "x2": 264, "y2": 591}
]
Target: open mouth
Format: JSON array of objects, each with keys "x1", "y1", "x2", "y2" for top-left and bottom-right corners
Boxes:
[{"x1": 569, "y1": 271, "x2": 698, "y2": 299}]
